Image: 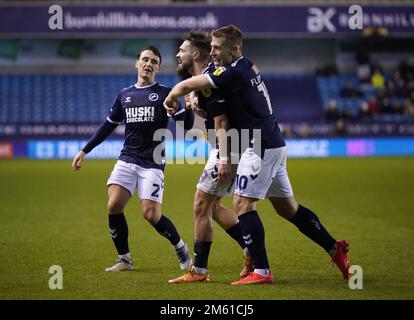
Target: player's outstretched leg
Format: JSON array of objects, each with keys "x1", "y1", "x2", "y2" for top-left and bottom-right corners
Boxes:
[
  {"x1": 270, "y1": 197, "x2": 350, "y2": 279},
  {"x1": 290, "y1": 204, "x2": 350, "y2": 279}
]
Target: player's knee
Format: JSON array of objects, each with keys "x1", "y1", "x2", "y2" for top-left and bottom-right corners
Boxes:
[
  {"x1": 107, "y1": 199, "x2": 124, "y2": 214},
  {"x1": 276, "y1": 207, "x2": 297, "y2": 220},
  {"x1": 195, "y1": 212, "x2": 212, "y2": 227},
  {"x1": 270, "y1": 196, "x2": 299, "y2": 220},
  {"x1": 233, "y1": 196, "x2": 253, "y2": 215},
  {"x1": 193, "y1": 191, "x2": 212, "y2": 217},
  {"x1": 142, "y1": 206, "x2": 158, "y2": 224}
]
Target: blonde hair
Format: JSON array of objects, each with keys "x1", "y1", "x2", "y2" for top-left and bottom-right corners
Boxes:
[{"x1": 211, "y1": 24, "x2": 242, "y2": 50}]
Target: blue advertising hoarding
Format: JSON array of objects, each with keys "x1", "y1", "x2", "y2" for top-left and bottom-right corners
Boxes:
[
  {"x1": 1, "y1": 4, "x2": 413, "y2": 38},
  {"x1": 24, "y1": 137, "x2": 414, "y2": 160}
]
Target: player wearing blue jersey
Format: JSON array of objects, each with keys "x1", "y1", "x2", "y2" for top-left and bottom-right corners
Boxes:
[
  {"x1": 164, "y1": 26, "x2": 350, "y2": 285},
  {"x1": 72, "y1": 46, "x2": 193, "y2": 273},
  {"x1": 167, "y1": 30, "x2": 253, "y2": 284}
]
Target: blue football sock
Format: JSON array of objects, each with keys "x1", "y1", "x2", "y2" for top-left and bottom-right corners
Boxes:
[
  {"x1": 153, "y1": 215, "x2": 181, "y2": 246},
  {"x1": 225, "y1": 222, "x2": 247, "y2": 250},
  {"x1": 289, "y1": 205, "x2": 336, "y2": 253},
  {"x1": 108, "y1": 213, "x2": 129, "y2": 255},
  {"x1": 194, "y1": 240, "x2": 212, "y2": 269},
  {"x1": 238, "y1": 211, "x2": 270, "y2": 269}
]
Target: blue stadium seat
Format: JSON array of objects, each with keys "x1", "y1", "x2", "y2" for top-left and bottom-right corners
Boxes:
[
  {"x1": 1, "y1": 74, "x2": 412, "y2": 124},
  {"x1": 0, "y1": 74, "x2": 179, "y2": 123}
]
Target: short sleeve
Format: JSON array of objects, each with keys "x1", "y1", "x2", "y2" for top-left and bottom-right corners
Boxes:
[{"x1": 206, "y1": 66, "x2": 234, "y2": 90}]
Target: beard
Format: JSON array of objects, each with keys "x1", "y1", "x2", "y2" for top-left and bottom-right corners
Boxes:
[{"x1": 176, "y1": 61, "x2": 192, "y2": 80}]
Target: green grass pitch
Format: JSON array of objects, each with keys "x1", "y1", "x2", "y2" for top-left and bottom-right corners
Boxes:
[{"x1": 0, "y1": 157, "x2": 413, "y2": 300}]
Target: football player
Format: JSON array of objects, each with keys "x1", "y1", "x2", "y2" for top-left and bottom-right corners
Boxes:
[
  {"x1": 72, "y1": 46, "x2": 194, "y2": 274},
  {"x1": 168, "y1": 30, "x2": 253, "y2": 284}
]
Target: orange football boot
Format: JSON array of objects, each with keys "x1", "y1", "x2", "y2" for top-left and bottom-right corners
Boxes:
[
  {"x1": 231, "y1": 271, "x2": 275, "y2": 285},
  {"x1": 168, "y1": 268, "x2": 211, "y2": 284}
]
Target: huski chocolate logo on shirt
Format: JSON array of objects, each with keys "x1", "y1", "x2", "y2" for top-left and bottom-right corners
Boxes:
[{"x1": 125, "y1": 106, "x2": 155, "y2": 123}]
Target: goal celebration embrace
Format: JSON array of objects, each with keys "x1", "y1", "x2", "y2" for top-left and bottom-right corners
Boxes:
[
  {"x1": 3, "y1": 0, "x2": 414, "y2": 305},
  {"x1": 73, "y1": 24, "x2": 351, "y2": 286}
]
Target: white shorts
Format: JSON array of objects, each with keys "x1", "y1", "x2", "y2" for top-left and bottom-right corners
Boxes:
[
  {"x1": 196, "y1": 149, "x2": 237, "y2": 197},
  {"x1": 107, "y1": 160, "x2": 164, "y2": 203},
  {"x1": 234, "y1": 147, "x2": 293, "y2": 199}
]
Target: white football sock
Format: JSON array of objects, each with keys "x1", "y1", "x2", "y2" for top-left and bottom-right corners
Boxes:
[
  {"x1": 174, "y1": 239, "x2": 185, "y2": 250},
  {"x1": 254, "y1": 268, "x2": 270, "y2": 276},
  {"x1": 192, "y1": 266, "x2": 208, "y2": 275},
  {"x1": 119, "y1": 253, "x2": 131, "y2": 263}
]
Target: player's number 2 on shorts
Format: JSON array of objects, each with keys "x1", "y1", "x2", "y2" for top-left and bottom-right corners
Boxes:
[
  {"x1": 257, "y1": 82, "x2": 273, "y2": 115},
  {"x1": 151, "y1": 184, "x2": 160, "y2": 198}
]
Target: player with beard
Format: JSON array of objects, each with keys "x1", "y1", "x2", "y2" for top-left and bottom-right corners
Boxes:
[{"x1": 168, "y1": 30, "x2": 253, "y2": 284}]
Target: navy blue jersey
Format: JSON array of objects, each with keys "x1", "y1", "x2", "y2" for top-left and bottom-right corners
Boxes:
[
  {"x1": 197, "y1": 63, "x2": 228, "y2": 131},
  {"x1": 107, "y1": 82, "x2": 188, "y2": 170},
  {"x1": 206, "y1": 57, "x2": 285, "y2": 150}
]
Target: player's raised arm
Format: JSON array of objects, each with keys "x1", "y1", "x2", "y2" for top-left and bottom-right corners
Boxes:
[{"x1": 164, "y1": 74, "x2": 212, "y2": 116}]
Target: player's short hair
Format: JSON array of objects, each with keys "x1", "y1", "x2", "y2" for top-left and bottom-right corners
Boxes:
[
  {"x1": 137, "y1": 46, "x2": 162, "y2": 66},
  {"x1": 182, "y1": 29, "x2": 212, "y2": 61},
  {"x1": 211, "y1": 25, "x2": 243, "y2": 50}
]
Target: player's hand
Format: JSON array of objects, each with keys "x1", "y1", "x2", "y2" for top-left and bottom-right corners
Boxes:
[
  {"x1": 218, "y1": 162, "x2": 232, "y2": 181},
  {"x1": 184, "y1": 94, "x2": 192, "y2": 110},
  {"x1": 164, "y1": 95, "x2": 179, "y2": 116},
  {"x1": 187, "y1": 92, "x2": 207, "y2": 118},
  {"x1": 189, "y1": 91, "x2": 198, "y2": 107},
  {"x1": 72, "y1": 151, "x2": 86, "y2": 172}
]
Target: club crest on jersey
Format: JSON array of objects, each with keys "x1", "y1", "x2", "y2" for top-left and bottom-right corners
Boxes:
[
  {"x1": 201, "y1": 88, "x2": 212, "y2": 98},
  {"x1": 149, "y1": 93, "x2": 159, "y2": 101},
  {"x1": 213, "y1": 66, "x2": 226, "y2": 76}
]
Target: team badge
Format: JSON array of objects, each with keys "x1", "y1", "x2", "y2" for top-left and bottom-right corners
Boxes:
[
  {"x1": 213, "y1": 66, "x2": 226, "y2": 76},
  {"x1": 201, "y1": 88, "x2": 212, "y2": 98},
  {"x1": 149, "y1": 93, "x2": 159, "y2": 101}
]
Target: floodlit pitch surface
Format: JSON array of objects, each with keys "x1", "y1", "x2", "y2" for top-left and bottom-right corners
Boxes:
[{"x1": 0, "y1": 158, "x2": 413, "y2": 299}]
